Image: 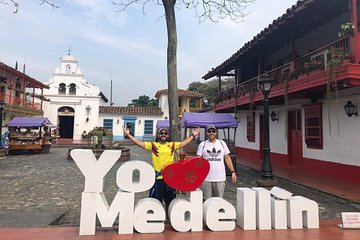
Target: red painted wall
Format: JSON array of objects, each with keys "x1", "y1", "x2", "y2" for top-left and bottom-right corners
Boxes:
[{"x1": 235, "y1": 146, "x2": 360, "y2": 185}]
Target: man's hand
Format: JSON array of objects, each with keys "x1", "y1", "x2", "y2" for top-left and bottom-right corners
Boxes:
[{"x1": 192, "y1": 127, "x2": 201, "y2": 137}]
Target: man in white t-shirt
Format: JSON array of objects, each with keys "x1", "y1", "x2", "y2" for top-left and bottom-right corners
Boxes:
[{"x1": 196, "y1": 125, "x2": 237, "y2": 200}]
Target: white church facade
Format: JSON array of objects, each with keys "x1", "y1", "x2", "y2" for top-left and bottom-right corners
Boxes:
[{"x1": 42, "y1": 54, "x2": 106, "y2": 140}]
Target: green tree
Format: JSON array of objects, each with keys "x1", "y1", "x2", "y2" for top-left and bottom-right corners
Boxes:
[
  {"x1": 129, "y1": 95, "x2": 158, "y2": 107},
  {"x1": 113, "y1": 0, "x2": 253, "y2": 141},
  {"x1": 188, "y1": 77, "x2": 235, "y2": 107}
]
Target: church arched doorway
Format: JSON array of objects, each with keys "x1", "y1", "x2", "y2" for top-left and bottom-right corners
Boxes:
[{"x1": 58, "y1": 106, "x2": 75, "y2": 139}]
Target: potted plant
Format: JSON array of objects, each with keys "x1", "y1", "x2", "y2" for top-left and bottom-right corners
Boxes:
[{"x1": 338, "y1": 22, "x2": 355, "y2": 38}]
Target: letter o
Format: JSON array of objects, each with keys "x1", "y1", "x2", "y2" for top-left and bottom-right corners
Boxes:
[{"x1": 116, "y1": 160, "x2": 155, "y2": 192}]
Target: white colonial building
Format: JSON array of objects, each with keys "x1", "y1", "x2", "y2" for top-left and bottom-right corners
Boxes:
[
  {"x1": 42, "y1": 53, "x2": 203, "y2": 141},
  {"x1": 42, "y1": 54, "x2": 106, "y2": 140}
]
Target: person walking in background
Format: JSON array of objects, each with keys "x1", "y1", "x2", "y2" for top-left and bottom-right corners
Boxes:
[
  {"x1": 122, "y1": 125, "x2": 200, "y2": 216},
  {"x1": 2, "y1": 130, "x2": 9, "y2": 155},
  {"x1": 196, "y1": 125, "x2": 237, "y2": 200},
  {"x1": 81, "y1": 131, "x2": 88, "y2": 141}
]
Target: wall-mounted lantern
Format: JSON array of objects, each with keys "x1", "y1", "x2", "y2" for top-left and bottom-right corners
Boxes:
[
  {"x1": 344, "y1": 101, "x2": 357, "y2": 117},
  {"x1": 270, "y1": 111, "x2": 279, "y2": 121}
]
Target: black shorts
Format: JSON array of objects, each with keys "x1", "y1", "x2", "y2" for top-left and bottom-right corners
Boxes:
[{"x1": 149, "y1": 179, "x2": 176, "y2": 207}]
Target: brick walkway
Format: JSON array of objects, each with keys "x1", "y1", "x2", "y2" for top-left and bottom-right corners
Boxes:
[{"x1": 0, "y1": 220, "x2": 358, "y2": 240}]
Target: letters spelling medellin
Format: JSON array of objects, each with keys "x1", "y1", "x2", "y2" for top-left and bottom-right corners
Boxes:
[{"x1": 71, "y1": 149, "x2": 319, "y2": 236}]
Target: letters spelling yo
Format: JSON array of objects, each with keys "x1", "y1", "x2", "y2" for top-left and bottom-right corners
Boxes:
[{"x1": 71, "y1": 149, "x2": 319, "y2": 236}]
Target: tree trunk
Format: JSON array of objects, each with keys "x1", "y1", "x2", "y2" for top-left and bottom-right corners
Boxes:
[{"x1": 163, "y1": 0, "x2": 181, "y2": 141}]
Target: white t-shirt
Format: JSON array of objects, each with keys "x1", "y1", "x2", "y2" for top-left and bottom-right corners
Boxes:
[{"x1": 196, "y1": 139, "x2": 230, "y2": 182}]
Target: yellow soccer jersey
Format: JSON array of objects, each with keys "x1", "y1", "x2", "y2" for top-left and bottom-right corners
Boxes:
[{"x1": 144, "y1": 141, "x2": 181, "y2": 179}]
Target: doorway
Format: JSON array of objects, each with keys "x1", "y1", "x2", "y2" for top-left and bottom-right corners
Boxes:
[
  {"x1": 124, "y1": 121, "x2": 135, "y2": 138},
  {"x1": 288, "y1": 110, "x2": 303, "y2": 165},
  {"x1": 58, "y1": 106, "x2": 75, "y2": 139}
]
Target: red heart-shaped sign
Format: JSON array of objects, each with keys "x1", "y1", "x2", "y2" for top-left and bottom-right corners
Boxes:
[{"x1": 162, "y1": 157, "x2": 210, "y2": 192}]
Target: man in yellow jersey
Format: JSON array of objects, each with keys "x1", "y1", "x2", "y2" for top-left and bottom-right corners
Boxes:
[{"x1": 122, "y1": 126, "x2": 200, "y2": 215}]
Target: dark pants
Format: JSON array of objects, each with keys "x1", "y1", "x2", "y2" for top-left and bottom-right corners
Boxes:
[{"x1": 149, "y1": 179, "x2": 176, "y2": 209}]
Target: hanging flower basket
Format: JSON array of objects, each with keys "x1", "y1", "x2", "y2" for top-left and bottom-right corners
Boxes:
[{"x1": 338, "y1": 22, "x2": 354, "y2": 38}]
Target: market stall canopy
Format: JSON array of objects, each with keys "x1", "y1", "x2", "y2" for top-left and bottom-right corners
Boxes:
[
  {"x1": 8, "y1": 117, "x2": 54, "y2": 127},
  {"x1": 156, "y1": 120, "x2": 169, "y2": 129},
  {"x1": 181, "y1": 112, "x2": 238, "y2": 128}
]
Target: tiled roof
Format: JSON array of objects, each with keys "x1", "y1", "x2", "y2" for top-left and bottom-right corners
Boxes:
[
  {"x1": 155, "y1": 89, "x2": 203, "y2": 98},
  {"x1": 202, "y1": 0, "x2": 336, "y2": 79},
  {"x1": 0, "y1": 62, "x2": 49, "y2": 89},
  {"x1": 99, "y1": 106, "x2": 163, "y2": 115}
]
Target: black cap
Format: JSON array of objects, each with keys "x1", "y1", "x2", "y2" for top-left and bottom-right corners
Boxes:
[{"x1": 206, "y1": 125, "x2": 216, "y2": 131}]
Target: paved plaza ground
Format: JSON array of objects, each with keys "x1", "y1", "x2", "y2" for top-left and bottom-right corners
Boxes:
[{"x1": 0, "y1": 145, "x2": 359, "y2": 228}]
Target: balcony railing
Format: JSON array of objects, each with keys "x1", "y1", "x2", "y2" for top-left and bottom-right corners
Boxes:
[
  {"x1": 0, "y1": 92, "x2": 42, "y2": 110},
  {"x1": 189, "y1": 107, "x2": 203, "y2": 112},
  {"x1": 216, "y1": 36, "x2": 351, "y2": 103}
]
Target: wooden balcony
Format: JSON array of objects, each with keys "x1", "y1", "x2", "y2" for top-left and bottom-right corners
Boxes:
[
  {"x1": 0, "y1": 92, "x2": 44, "y2": 116},
  {"x1": 215, "y1": 36, "x2": 356, "y2": 111}
]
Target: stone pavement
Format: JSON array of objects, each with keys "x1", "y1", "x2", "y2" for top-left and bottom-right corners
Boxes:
[{"x1": 0, "y1": 146, "x2": 359, "y2": 227}]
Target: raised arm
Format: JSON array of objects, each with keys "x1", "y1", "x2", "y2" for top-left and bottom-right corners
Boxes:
[
  {"x1": 179, "y1": 127, "x2": 201, "y2": 148},
  {"x1": 122, "y1": 126, "x2": 146, "y2": 149}
]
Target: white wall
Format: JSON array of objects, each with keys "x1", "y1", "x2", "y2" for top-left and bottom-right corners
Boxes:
[
  {"x1": 158, "y1": 94, "x2": 169, "y2": 118},
  {"x1": 236, "y1": 112, "x2": 259, "y2": 151},
  {"x1": 234, "y1": 90, "x2": 360, "y2": 167},
  {"x1": 98, "y1": 114, "x2": 165, "y2": 140},
  {"x1": 304, "y1": 97, "x2": 360, "y2": 166}
]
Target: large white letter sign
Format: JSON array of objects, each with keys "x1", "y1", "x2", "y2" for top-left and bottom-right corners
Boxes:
[
  {"x1": 271, "y1": 197, "x2": 287, "y2": 229},
  {"x1": 287, "y1": 196, "x2": 319, "y2": 229},
  {"x1": 116, "y1": 160, "x2": 155, "y2": 192},
  {"x1": 203, "y1": 197, "x2": 236, "y2": 231},
  {"x1": 71, "y1": 149, "x2": 121, "y2": 192},
  {"x1": 237, "y1": 188, "x2": 256, "y2": 230},
  {"x1": 133, "y1": 198, "x2": 166, "y2": 233},
  {"x1": 169, "y1": 189, "x2": 203, "y2": 232},
  {"x1": 72, "y1": 148, "x2": 321, "y2": 235},
  {"x1": 270, "y1": 187, "x2": 291, "y2": 229},
  {"x1": 252, "y1": 187, "x2": 271, "y2": 230},
  {"x1": 79, "y1": 191, "x2": 135, "y2": 235}
]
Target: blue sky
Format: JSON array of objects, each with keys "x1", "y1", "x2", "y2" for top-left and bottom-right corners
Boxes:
[{"x1": 0, "y1": 0, "x2": 298, "y2": 106}]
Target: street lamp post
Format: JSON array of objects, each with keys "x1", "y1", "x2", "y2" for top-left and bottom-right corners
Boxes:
[{"x1": 257, "y1": 73, "x2": 277, "y2": 187}]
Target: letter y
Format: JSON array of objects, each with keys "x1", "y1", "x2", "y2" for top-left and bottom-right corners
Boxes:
[{"x1": 71, "y1": 149, "x2": 121, "y2": 192}]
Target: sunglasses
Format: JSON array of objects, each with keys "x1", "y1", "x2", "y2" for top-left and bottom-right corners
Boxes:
[
  {"x1": 207, "y1": 130, "x2": 216, "y2": 133},
  {"x1": 159, "y1": 131, "x2": 168, "y2": 135}
]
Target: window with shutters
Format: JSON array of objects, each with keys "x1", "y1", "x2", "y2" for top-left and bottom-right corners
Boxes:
[
  {"x1": 303, "y1": 103, "x2": 323, "y2": 149},
  {"x1": 247, "y1": 112, "x2": 255, "y2": 142}
]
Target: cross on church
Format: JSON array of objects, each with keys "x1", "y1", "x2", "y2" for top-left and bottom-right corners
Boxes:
[{"x1": 68, "y1": 45, "x2": 72, "y2": 55}]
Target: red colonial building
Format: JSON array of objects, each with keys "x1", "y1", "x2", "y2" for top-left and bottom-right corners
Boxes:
[
  {"x1": 203, "y1": 0, "x2": 360, "y2": 184},
  {"x1": 0, "y1": 62, "x2": 49, "y2": 122}
]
